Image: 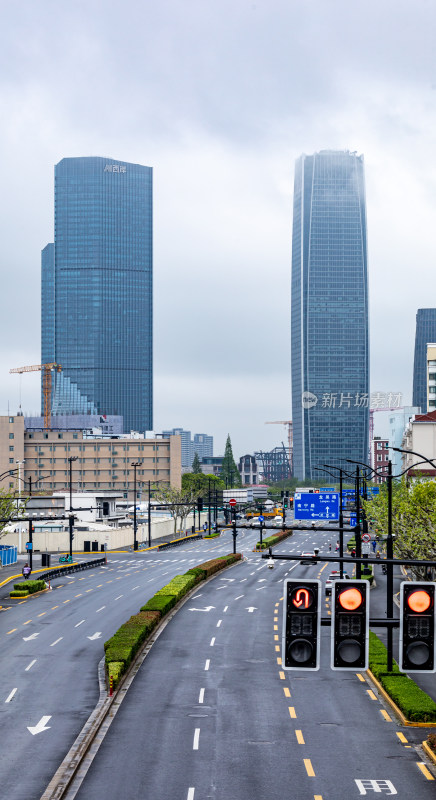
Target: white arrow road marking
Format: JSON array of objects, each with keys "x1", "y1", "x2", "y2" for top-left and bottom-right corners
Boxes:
[
  {"x1": 23, "y1": 632, "x2": 39, "y2": 641},
  {"x1": 74, "y1": 620, "x2": 85, "y2": 627},
  {"x1": 27, "y1": 716, "x2": 51, "y2": 735},
  {"x1": 188, "y1": 606, "x2": 215, "y2": 612},
  {"x1": 50, "y1": 638, "x2": 63, "y2": 647},
  {"x1": 87, "y1": 632, "x2": 102, "y2": 640},
  {"x1": 219, "y1": 578, "x2": 235, "y2": 582},
  {"x1": 25, "y1": 660, "x2": 36, "y2": 671},
  {"x1": 246, "y1": 607, "x2": 257, "y2": 613},
  {"x1": 5, "y1": 688, "x2": 17, "y2": 703}
]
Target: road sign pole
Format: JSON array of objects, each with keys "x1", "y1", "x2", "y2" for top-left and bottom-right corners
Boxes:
[
  {"x1": 28, "y1": 518, "x2": 33, "y2": 571},
  {"x1": 232, "y1": 508, "x2": 237, "y2": 554},
  {"x1": 339, "y1": 471, "x2": 344, "y2": 578}
]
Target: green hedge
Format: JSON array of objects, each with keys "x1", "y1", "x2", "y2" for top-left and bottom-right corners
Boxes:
[
  {"x1": 13, "y1": 579, "x2": 46, "y2": 594},
  {"x1": 256, "y1": 530, "x2": 292, "y2": 550},
  {"x1": 10, "y1": 590, "x2": 29, "y2": 597},
  {"x1": 106, "y1": 552, "x2": 242, "y2": 687},
  {"x1": 369, "y1": 631, "x2": 436, "y2": 722}
]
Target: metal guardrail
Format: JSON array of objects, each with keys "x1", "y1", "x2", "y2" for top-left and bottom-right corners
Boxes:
[
  {"x1": 38, "y1": 557, "x2": 106, "y2": 583},
  {"x1": 157, "y1": 532, "x2": 203, "y2": 551}
]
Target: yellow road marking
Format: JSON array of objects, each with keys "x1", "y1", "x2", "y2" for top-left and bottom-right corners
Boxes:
[
  {"x1": 78, "y1": 577, "x2": 85, "y2": 580},
  {"x1": 356, "y1": 673, "x2": 365, "y2": 682},
  {"x1": 318, "y1": 563, "x2": 328, "y2": 575},
  {"x1": 23, "y1": 620, "x2": 32, "y2": 625},
  {"x1": 380, "y1": 710, "x2": 392, "y2": 721},
  {"x1": 85, "y1": 589, "x2": 93, "y2": 592},
  {"x1": 75, "y1": 594, "x2": 82, "y2": 597},
  {"x1": 314, "y1": 796, "x2": 323, "y2": 800},
  {"x1": 277, "y1": 657, "x2": 282, "y2": 665},
  {"x1": 106, "y1": 580, "x2": 113, "y2": 583},
  {"x1": 288, "y1": 706, "x2": 297, "y2": 718},
  {"x1": 7, "y1": 628, "x2": 17, "y2": 634},
  {"x1": 275, "y1": 645, "x2": 280, "y2": 652},
  {"x1": 63, "y1": 599, "x2": 71, "y2": 604},
  {"x1": 274, "y1": 618, "x2": 278, "y2": 623},
  {"x1": 280, "y1": 596, "x2": 283, "y2": 601},
  {"x1": 97, "y1": 584, "x2": 104, "y2": 588},
  {"x1": 18, "y1": 600, "x2": 27, "y2": 604},
  {"x1": 284, "y1": 687, "x2": 291, "y2": 697},
  {"x1": 327, "y1": 610, "x2": 331, "y2": 615},
  {"x1": 366, "y1": 690, "x2": 377, "y2": 700},
  {"x1": 51, "y1": 605, "x2": 58, "y2": 609},
  {"x1": 274, "y1": 625, "x2": 278, "y2": 631},
  {"x1": 417, "y1": 762, "x2": 434, "y2": 780},
  {"x1": 279, "y1": 671, "x2": 285, "y2": 680},
  {"x1": 304, "y1": 758, "x2": 315, "y2": 777},
  {"x1": 295, "y1": 730, "x2": 305, "y2": 744},
  {"x1": 274, "y1": 634, "x2": 279, "y2": 641},
  {"x1": 275, "y1": 602, "x2": 279, "y2": 607},
  {"x1": 396, "y1": 732, "x2": 408, "y2": 743},
  {"x1": 37, "y1": 612, "x2": 46, "y2": 617}
]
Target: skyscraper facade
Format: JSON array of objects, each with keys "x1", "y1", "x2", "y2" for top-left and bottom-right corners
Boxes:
[
  {"x1": 412, "y1": 308, "x2": 436, "y2": 413},
  {"x1": 291, "y1": 150, "x2": 369, "y2": 479},
  {"x1": 41, "y1": 157, "x2": 153, "y2": 433}
]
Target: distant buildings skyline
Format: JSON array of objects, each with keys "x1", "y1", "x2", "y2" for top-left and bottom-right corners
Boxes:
[
  {"x1": 161, "y1": 427, "x2": 213, "y2": 469},
  {"x1": 41, "y1": 156, "x2": 153, "y2": 433},
  {"x1": 412, "y1": 308, "x2": 436, "y2": 414},
  {"x1": 291, "y1": 150, "x2": 369, "y2": 479}
]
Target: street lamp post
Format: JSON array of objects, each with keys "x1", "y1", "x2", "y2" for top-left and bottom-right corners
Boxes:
[
  {"x1": 67, "y1": 456, "x2": 78, "y2": 560},
  {"x1": 131, "y1": 462, "x2": 141, "y2": 551}
]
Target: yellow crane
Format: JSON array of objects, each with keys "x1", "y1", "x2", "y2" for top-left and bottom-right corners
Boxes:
[
  {"x1": 10, "y1": 363, "x2": 62, "y2": 430},
  {"x1": 265, "y1": 420, "x2": 293, "y2": 477}
]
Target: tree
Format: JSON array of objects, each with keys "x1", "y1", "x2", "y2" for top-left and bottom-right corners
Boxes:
[
  {"x1": 220, "y1": 434, "x2": 242, "y2": 487},
  {"x1": 182, "y1": 472, "x2": 224, "y2": 496},
  {"x1": 191, "y1": 452, "x2": 202, "y2": 474},
  {"x1": 0, "y1": 489, "x2": 27, "y2": 539},
  {"x1": 152, "y1": 485, "x2": 197, "y2": 536},
  {"x1": 361, "y1": 479, "x2": 436, "y2": 579}
]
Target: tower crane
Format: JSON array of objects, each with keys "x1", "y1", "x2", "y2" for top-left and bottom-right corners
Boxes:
[
  {"x1": 10, "y1": 363, "x2": 62, "y2": 430},
  {"x1": 265, "y1": 420, "x2": 293, "y2": 477}
]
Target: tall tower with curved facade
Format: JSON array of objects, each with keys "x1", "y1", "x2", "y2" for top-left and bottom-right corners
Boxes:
[
  {"x1": 291, "y1": 150, "x2": 369, "y2": 479},
  {"x1": 41, "y1": 156, "x2": 153, "y2": 433}
]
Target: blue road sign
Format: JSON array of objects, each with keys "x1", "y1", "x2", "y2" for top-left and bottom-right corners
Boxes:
[
  {"x1": 319, "y1": 487, "x2": 335, "y2": 492},
  {"x1": 258, "y1": 515, "x2": 264, "y2": 522},
  {"x1": 294, "y1": 492, "x2": 340, "y2": 521},
  {"x1": 349, "y1": 514, "x2": 357, "y2": 526}
]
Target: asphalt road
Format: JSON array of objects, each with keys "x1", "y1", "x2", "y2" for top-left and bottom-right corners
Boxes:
[
  {"x1": 0, "y1": 529, "x2": 260, "y2": 800},
  {"x1": 70, "y1": 527, "x2": 435, "y2": 800}
]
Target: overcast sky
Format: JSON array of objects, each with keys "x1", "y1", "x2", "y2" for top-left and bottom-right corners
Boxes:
[{"x1": 1, "y1": 0, "x2": 436, "y2": 458}]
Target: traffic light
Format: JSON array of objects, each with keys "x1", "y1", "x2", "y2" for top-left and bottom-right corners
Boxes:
[
  {"x1": 283, "y1": 579, "x2": 321, "y2": 670},
  {"x1": 331, "y1": 580, "x2": 369, "y2": 670},
  {"x1": 399, "y1": 581, "x2": 435, "y2": 673},
  {"x1": 197, "y1": 497, "x2": 204, "y2": 512}
]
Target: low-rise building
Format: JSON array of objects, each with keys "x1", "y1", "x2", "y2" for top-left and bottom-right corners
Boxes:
[
  {"x1": 401, "y1": 410, "x2": 436, "y2": 477},
  {"x1": 371, "y1": 437, "x2": 389, "y2": 483}
]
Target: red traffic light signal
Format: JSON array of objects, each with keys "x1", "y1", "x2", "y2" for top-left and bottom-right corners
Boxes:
[
  {"x1": 331, "y1": 580, "x2": 369, "y2": 670},
  {"x1": 283, "y1": 579, "x2": 321, "y2": 671},
  {"x1": 400, "y1": 582, "x2": 435, "y2": 673}
]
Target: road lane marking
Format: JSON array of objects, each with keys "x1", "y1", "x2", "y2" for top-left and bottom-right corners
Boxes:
[
  {"x1": 223, "y1": 606, "x2": 228, "y2": 612},
  {"x1": 75, "y1": 594, "x2": 83, "y2": 598},
  {"x1": 274, "y1": 634, "x2": 279, "y2": 641},
  {"x1": 193, "y1": 728, "x2": 200, "y2": 750},
  {"x1": 279, "y1": 671, "x2": 285, "y2": 680},
  {"x1": 277, "y1": 657, "x2": 282, "y2": 665},
  {"x1": 25, "y1": 659, "x2": 36, "y2": 671},
  {"x1": 283, "y1": 687, "x2": 291, "y2": 698},
  {"x1": 396, "y1": 732, "x2": 408, "y2": 743},
  {"x1": 75, "y1": 620, "x2": 85, "y2": 627},
  {"x1": 234, "y1": 595, "x2": 244, "y2": 600},
  {"x1": 115, "y1": 595, "x2": 123, "y2": 600},
  {"x1": 288, "y1": 707, "x2": 297, "y2": 718},
  {"x1": 366, "y1": 690, "x2": 377, "y2": 700},
  {"x1": 96, "y1": 606, "x2": 106, "y2": 613},
  {"x1": 131, "y1": 586, "x2": 140, "y2": 591},
  {"x1": 63, "y1": 599, "x2": 71, "y2": 604},
  {"x1": 96, "y1": 584, "x2": 104, "y2": 587},
  {"x1": 51, "y1": 606, "x2": 59, "y2": 609},
  {"x1": 50, "y1": 637, "x2": 63, "y2": 647},
  {"x1": 295, "y1": 730, "x2": 305, "y2": 744},
  {"x1": 417, "y1": 762, "x2": 434, "y2": 780},
  {"x1": 216, "y1": 620, "x2": 222, "y2": 627},
  {"x1": 23, "y1": 620, "x2": 32, "y2": 625},
  {"x1": 37, "y1": 612, "x2": 47, "y2": 617},
  {"x1": 204, "y1": 660, "x2": 210, "y2": 671},
  {"x1": 210, "y1": 638, "x2": 215, "y2": 646},
  {"x1": 198, "y1": 688, "x2": 205, "y2": 704},
  {"x1": 187, "y1": 789, "x2": 195, "y2": 800},
  {"x1": 356, "y1": 673, "x2": 365, "y2": 682},
  {"x1": 274, "y1": 625, "x2": 278, "y2": 631},
  {"x1": 275, "y1": 645, "x2": 280, "y2": 652},
  {"x1": 7, "y1": 629, "x2": 17, "y2": 635},
  {"x1": 380, "y1": 710, "x2": 392, "y2": 721},
  {"x1": 5, "y1": 688, "x2": 17, "y2": 703},
  {"x1": 303, "y1": 758, "x2": 315, "y2": 777}
]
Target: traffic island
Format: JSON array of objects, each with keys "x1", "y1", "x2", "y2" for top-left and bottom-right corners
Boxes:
[
  {"x1": 255, "y1": 529, "x2": 293, "y2": 551},
  {"x1": 10, "y1": 579, "x2": 47, "y2": 598}
]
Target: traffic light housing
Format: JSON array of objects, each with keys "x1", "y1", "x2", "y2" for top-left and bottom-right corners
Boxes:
[
  {"x1": 283, "y1": 579, "x2": 321, "y2": 670},
  {"x1": 399, "y1": 581, "x2": 435, "y2": 673},
  {"x1": 197, "y1": 497, "x2": 204, "y2": 512},
  {"x1": 331, "y1": 580, "x2": 369, "y2": 670}
]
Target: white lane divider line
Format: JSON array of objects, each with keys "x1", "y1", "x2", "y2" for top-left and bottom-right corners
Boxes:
[
  {"x1": 223, "y1": 606, "x2": 228, "y2": 612},
  {"x1": 193, "y1": 728, "x2": 200, "y2": 750},
  {"x1": 114, "y1": 595, "x2": 123, "y2": 601},
  {"x1": 50, "y1": 637, "x2": 63, "y2": 647},
  {"x1": 187, "y1": 789, "x2": 195, "y2": 800},
  {"x1": 198, "y1": 688, "x2": 205, "y2": 704},
  {"x1": 216, "y1": 619, "x2": 222, "y2": 627},
  {"x1": 192, "y1": 594, "x2": 202, "y2": 599},
  {"x1": 131, "y1": 586, "x2": 140, "y2": 591},
  {"x1": 25, "y1": 659, "x2": 37, "y2": 671},
  {"x1": 96, "y1": 606, "x2": 106, "y2": 613},
  {"x1": 204, "y1": 659, "x2": 210, "y2": 671},
  {"x1": 5, "y1": 688, "x2": 17, "y2": 703},
  {"x1": 234, "y1": 595, "x2": 244, "y2": 600},
  {"x1": 239, "y1": 578, "x2": 247, "y2": 582},
  {"x1": 75, "y1": 620, "x2": 85, "y2": 627},
  {"x1": 210, "y1": 637, "x2": 215, "y2": 647}
]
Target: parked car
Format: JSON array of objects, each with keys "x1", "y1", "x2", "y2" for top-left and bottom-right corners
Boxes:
[{"x1": 325, "y1": 571, "x2": 350, "y2": 595}]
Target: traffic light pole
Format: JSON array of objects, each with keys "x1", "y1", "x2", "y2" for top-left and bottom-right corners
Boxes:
[
  {"x1": 386, "y1": 460, "x2": 394, "y2": 670},
  {"x1": 232, "y1": 508, "x2": 237, "y2": 554}
]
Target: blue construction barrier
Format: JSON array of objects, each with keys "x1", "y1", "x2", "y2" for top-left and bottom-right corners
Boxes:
[{"x1": 0, "y1": 545, "x2": 18, "y2": 566}]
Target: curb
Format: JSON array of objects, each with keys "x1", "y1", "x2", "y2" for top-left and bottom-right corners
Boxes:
[
  {"x1": 367, "y1": 670, "x2": 436, "y2": 728},
  {"x1": 38, "y1": 555, "x2": 244, "y2": 800},
  {"x1": 422, "y1": 740, "x2": 436, "y2": 766}
]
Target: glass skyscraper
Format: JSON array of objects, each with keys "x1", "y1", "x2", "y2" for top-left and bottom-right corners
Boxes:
[
  {"x1": 41, "y1": 156, "x2": 153, "y2": 432},
  {"x1": 412, "y1": 308, "x2": 436, "y2": 413},
  {"x1": 291, "y1": 150, "x2": 369, "y2": 479}
]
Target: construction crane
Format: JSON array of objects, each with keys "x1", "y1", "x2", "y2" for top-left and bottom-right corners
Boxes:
[
  {"x1": 10, "y1": 363, "x2": 62, "y2": 430},
  {"x1": 265, "y1": 420, "x2": 293, "y2": 477}
]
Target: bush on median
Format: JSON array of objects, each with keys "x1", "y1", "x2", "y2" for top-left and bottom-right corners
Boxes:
[
  {"x1": 12, "y1": 580, "x2": 46, "y2": 595},
  {"x1": 10, "y1": 590, "x2": 29, "y2": 597},
  {"x1": 256, "y1": 530, "x2": 292, "y2": 550}
]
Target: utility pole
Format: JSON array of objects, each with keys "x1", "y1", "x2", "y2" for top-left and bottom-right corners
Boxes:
[{"x1": 131, "y1": 462, "x2": 141, "y2": 551}]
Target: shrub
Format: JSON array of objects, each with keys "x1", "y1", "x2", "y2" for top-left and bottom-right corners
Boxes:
[
  {"x1": 380, "y1": 675, "x2": 436, "y2": 722},
  {"x1": 256, "y1": 531, "x2": 291, "y2": 550},
  {"x1": 10, "y1": 590, "x2": 29, "y2": 597},
  {"x1": 13, "y1": 580, "x2": 46, "y2": 594},
  {"x1": 140, "y1": 594, "x2": 177, "y2": 614},
  {"x1": 104, "y1": 611, "x2": 160, "y2": 667},
  {"x1": 107, "y1": 661, "x2": 124, "y2": 689},
  {"x1": 427, "y1": 733, "x2": 436, "y2": 753}
]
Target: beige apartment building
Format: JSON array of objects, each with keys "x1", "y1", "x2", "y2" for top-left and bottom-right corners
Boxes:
[{"x1": 0, "y1": 416, "x2": 181, "y2": 495}]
